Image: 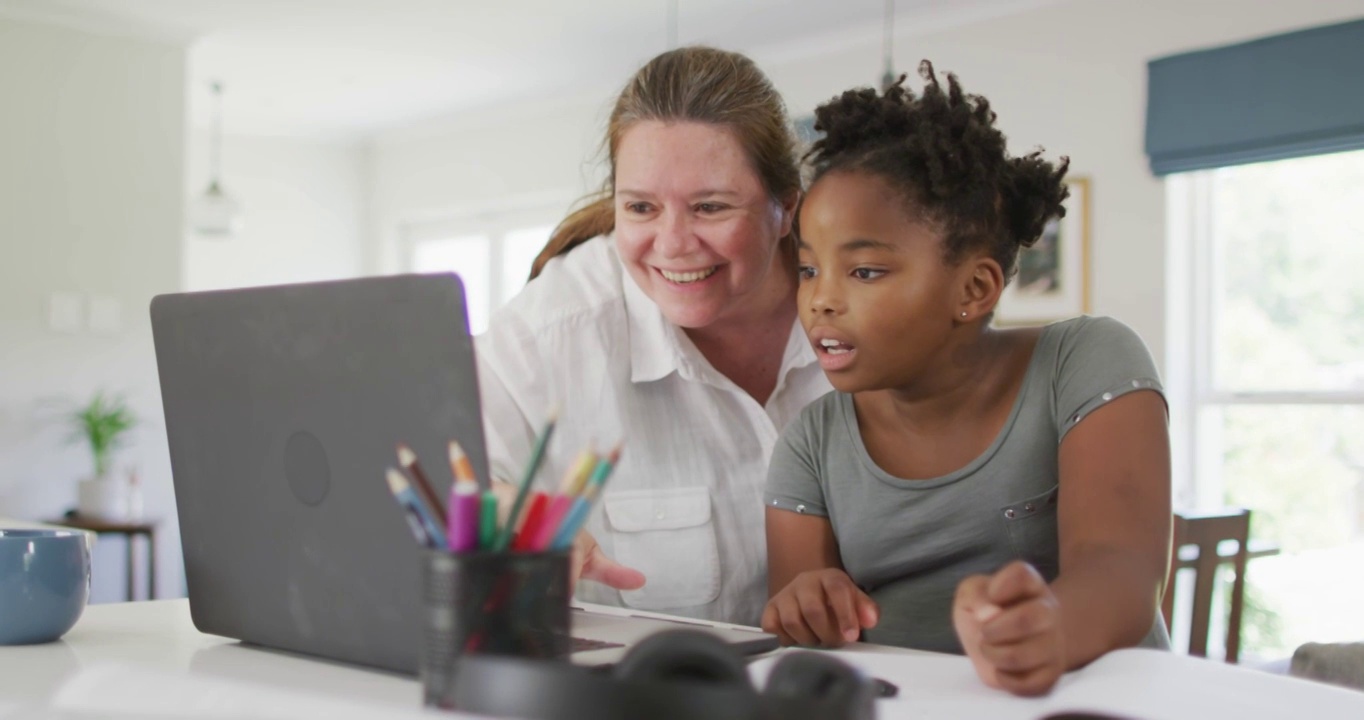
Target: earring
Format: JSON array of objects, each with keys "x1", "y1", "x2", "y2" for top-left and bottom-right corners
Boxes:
[{"x1": 960, "y1": 311, "x2": 968, "y2": 318}]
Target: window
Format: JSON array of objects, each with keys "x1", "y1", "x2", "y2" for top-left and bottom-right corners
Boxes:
[
  {"x1": 404, "y1": 211, "x2": 558, "y2": 335},
  {"x1": 1169, "y1": 148, "x2": 1364, "y2": 660}
]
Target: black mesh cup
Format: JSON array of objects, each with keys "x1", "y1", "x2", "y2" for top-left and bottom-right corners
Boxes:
[{"x1": 421, "y1": 550, "x2": 571, "y2": 708}]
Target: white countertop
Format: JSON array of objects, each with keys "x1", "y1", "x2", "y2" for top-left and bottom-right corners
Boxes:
[{"x1": 4, "y1": 598, "x2": 1364, "y2": 720}]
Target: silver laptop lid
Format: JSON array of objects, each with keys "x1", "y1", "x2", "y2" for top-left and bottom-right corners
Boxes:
[{"x1": 151, "y1": 274, "x2": 487, "y2": 674}]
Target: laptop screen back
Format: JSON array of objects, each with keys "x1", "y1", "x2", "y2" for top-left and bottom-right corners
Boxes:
[{"x1": 151, "y1": 274, "x2": 487, "y2": 674}]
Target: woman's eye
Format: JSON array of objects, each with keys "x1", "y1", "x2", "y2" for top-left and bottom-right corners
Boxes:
[
  {"x1": 696, "y1": 202, "x2": 726, "y2": 213},
  {"x1": 624, "y1": 202, "x2": 652, "y2": 214},
  {"x1": 797, "y1": 265, "x2": 817, "y2": 280},
  {"x1": 851, "y1": 268, "x2": 885, "y2": 280}
]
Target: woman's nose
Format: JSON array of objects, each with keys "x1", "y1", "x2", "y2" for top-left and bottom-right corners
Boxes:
[{"x1": 653, "y1": 208, "x2": 697, "y2": 258}]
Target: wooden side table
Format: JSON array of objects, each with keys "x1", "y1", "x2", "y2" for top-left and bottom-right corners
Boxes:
[{"x1": 46, "y1": 515, "x2": 157, "y2": 602}]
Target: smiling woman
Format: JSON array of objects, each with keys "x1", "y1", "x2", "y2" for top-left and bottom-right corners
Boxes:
[{"x1": 474, "y1": 46, "x2": 832, "y2": 627}]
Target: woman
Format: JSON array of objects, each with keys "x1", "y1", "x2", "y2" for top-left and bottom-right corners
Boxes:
[{"x1": 476, "y1": 46, "x2": 831, "y2": 626}]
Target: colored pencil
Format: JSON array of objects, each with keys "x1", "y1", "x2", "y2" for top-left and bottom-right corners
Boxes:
[
  {"x1": 511, "y1": 492, "x2": 549, "y2": 552},
  {"x1": 559, "y1": 448, "x2": 598, "y2": 496},
  {"x1": 495, "y1": 410, "x2": 558, "y2": 551},
  {"x1": 477, "y1": 491, "x2": 499, "y2": 550},
  {"x1": 550, "y1": 445, "x2": 622, "y2": 550},
  {"x1": 446, "y1": 480, "x2": 480, "y2": 552},
  {"x1": 385, "y1": 468, "x2": 444, "y2": 549},
  {"x1": 447, "y1": 440, "x2": 479, "y2": 485},
  {"x1": 398, "y1": 444, "x2": 446, "y2": 526},
  {"x1": 532, "y1": 449, "x2": 599, "y2": 549}
]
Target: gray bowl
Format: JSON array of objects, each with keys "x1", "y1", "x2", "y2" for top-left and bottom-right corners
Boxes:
[{"x1": 0, "y1": 529, "x2": 91, "y2": 645}]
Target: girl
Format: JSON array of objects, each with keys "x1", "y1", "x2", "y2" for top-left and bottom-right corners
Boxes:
[{"x1": 761, "y1": 62, "x2": 1171, "y2": 696}]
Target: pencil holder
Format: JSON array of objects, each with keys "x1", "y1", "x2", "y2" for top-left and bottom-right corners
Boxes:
[{"x1": 421, "y1": 550, "x2": 571, "y2": 709}]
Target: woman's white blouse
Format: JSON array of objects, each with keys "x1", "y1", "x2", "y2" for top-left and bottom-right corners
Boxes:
[{"x1": 475, "y1": 236, "x2": 831, "y2": 626}]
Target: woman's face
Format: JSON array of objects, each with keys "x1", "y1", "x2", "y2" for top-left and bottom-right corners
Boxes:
[
  {"x1": 796, "y1": 170, "x2": 964, "y2": 393},
  {"x1": 614, "y1": 120, "x2": 794, "y2": 329}
]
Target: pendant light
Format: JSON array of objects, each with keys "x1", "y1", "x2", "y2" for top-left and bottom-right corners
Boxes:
[
  {"x1": 881, "y1": 0, "x2": 898, "y2": 91},
  {"x1": 189, "y1": 81, "x2": 243, "y2": 237}
]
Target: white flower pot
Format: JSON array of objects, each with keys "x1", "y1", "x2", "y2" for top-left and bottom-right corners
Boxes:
[{"x1": 76, "y1": 477, "x2": 132, "y2": 521}]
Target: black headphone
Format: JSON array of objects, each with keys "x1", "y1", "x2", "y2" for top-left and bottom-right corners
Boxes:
[{"x1": 430, "y1": 629, "x2": 878, "y2": 720}]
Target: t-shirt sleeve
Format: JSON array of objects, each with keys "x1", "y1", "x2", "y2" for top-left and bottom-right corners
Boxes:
[
  {"x1": 763, "y1": 406, "x2": 830, "y2": 517},
  {"x1": 1054, "y1": 316, "x2": 1166, "y2": 442}
]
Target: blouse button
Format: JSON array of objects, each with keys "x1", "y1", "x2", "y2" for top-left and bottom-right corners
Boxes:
[
  {"x1": 1024, "y1": 502, "x2": 1036, "y2": 512},
  {"x1": 1102, "y1": 392, "x2": 1113, "y2": 402},
  {"x1": 1004, "y1": 508, "x2": 1017, "y2": 519},
  {"x1": 796, "y1": 504, "x2": 807, "y2": 514},
  {"x1": 655, "y1": 511, "x2": 665, "y2": 520}
]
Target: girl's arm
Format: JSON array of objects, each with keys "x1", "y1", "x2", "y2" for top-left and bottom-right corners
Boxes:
[
  {"x1": 765, "y1": 508, "x2": 842, "y2": 596},
  {"x1": 1052, "y1": 389, "x2": 1171, "y2": 662},
  {"x1": 954, "y1": 390, "x2": 1170, "y2": 695},
  {"x1": 763, "y1": 508, "x2": 879, "y2": 646}
]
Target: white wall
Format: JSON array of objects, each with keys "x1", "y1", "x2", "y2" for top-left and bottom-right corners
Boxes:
[
  {"x1": 0, "y1": 16, "x2": 186, "y2": 603},
  {"x1": 369, "y1": 0, "x2": 1364, "y2": 373},
  {"x1": 368, "y1": 93, "x2": 611, "y2": 276},
  {"x1": 184, "y1": 134, "x2": 366, "y2": 291}
]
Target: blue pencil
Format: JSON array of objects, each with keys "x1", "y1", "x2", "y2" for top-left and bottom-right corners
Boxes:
[
  {"x1": 549, "y1": 444, "x2": 622, "y2": 550},
  {"x1": 386, "y1": 468, "x2": 446, "y2": 550}
]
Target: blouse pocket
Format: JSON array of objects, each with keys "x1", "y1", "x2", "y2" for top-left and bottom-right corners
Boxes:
[
  {"x1": 602, "y1": 486, "x2": 721, "y2": 610},
  {"x1": 999, "y1": 485, "x2": 1061, "y2": 581}
]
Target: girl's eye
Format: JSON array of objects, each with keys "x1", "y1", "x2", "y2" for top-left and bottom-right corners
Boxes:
[
  {"x1": 797, "y1": 265, "x2": 817, "y2": 280},
  {"x1": 851, "y1": 268, "x2": 885, "y2": 281}
]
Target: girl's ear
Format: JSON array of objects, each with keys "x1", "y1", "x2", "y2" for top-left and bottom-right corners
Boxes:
[{"x1": 955, "y1": 255, "x2": 1005, "y2": 324}]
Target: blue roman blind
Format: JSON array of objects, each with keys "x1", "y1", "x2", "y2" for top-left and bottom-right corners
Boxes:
[{"x1": 1145, "y1": 17, "x2": 1364, "y2": 176}]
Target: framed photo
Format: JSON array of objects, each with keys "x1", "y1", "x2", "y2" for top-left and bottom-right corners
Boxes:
[{"x1": 994, "y1": 176, "x2": 1091, "y2": 325}]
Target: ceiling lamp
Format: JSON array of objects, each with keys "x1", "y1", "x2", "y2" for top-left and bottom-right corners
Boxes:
[
  {"x1": 189, "y1": 81, "x2": 243, "y2": 238},
  {"x1": 881, "y1": 0, "x2": 898, "y2": 91}
]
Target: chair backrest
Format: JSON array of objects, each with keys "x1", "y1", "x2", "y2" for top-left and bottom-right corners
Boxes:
[{"x1": 1162, "y1": 508, "x2": 1251, "y2": 663}]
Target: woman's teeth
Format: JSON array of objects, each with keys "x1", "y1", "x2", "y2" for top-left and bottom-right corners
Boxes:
[{"x1": 660, "y1": 266, "x2": 718, "y2": 284}]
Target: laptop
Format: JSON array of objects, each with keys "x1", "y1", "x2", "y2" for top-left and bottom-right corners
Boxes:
[{"x1": 151, "y1": 274, "x2": 776, "y2": 675}]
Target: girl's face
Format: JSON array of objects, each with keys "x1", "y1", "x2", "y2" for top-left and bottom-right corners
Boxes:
[
  {"x1": 796, "y1": 170, "x2": 965, "y2": 393},
  {"x1": 614, "y1": 120, "x2": 795, "y2": 330}
]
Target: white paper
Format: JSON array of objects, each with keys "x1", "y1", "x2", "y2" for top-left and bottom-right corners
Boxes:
[{"x1": 751, "y1": 646, "x2": 1364, "y2": 720}]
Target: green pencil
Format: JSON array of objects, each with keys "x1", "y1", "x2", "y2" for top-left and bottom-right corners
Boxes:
[
  {"x1": 494, "y1": 410, "x2": 557, "y2": 551},
  {"x1": 477, "y1": 491, "x2": 499, "y2": 551}
]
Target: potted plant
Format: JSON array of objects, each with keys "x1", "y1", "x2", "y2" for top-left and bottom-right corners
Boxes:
[{"x1": 69, "y1": 392, "x2": 138, "y2": 520}]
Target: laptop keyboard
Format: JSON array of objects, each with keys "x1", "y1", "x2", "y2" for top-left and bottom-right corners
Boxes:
[{"x1": 570, "y1": 636, "x2": 626, "y2": 653}]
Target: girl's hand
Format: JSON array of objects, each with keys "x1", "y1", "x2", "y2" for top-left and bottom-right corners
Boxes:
[
  {"x1": 761, "y1": 568, "x2": 879, "y2": 647},
  {"x1": 953, "y1": 561, "x2": 1065, "y2": 696}
]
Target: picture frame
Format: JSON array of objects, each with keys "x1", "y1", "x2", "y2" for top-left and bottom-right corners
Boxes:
[{"x1": 994, "y1": 176, "x2": 1091, "y2": 325}]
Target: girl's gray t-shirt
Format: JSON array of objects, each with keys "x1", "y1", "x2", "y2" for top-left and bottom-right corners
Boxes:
[{"x1": 763, "y1": 315, "x2": 1170, "y2": 653}]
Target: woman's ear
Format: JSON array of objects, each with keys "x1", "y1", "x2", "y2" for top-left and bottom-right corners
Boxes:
[
  {"x1": 777, "y1": 190, "x2": 801, "y2": 240},
  {"x1": 956, "y1": 255, "x2": 1005, "y2": 324}
]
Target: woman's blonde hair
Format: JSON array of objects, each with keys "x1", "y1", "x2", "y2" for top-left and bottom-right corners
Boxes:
[{"x1": 529, "y1": 46, "x2": 801, "y2": 280}]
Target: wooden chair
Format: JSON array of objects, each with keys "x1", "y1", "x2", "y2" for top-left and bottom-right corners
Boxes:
[{"x1": 1162, "y1": 508, "x2": 1251, "y2": 663}]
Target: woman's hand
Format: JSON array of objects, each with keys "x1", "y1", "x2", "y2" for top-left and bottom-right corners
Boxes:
[
  {"x1": 953, "y1": 561, "x2": 1065, "y2": 697},
  {"x1": 570, "y1": 529, "x2": 646, "y2": 593},
  {"x1": 490, "y1": 477, "x2": 645, "y2": 593},
  {"x1": 761, "y1": 568, "x2": 879, "y2": 647}
]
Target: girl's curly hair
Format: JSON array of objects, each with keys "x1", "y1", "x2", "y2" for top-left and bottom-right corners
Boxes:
[{"x1": 804, "y1": 60, "x2": 1069, "y2": 281}]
